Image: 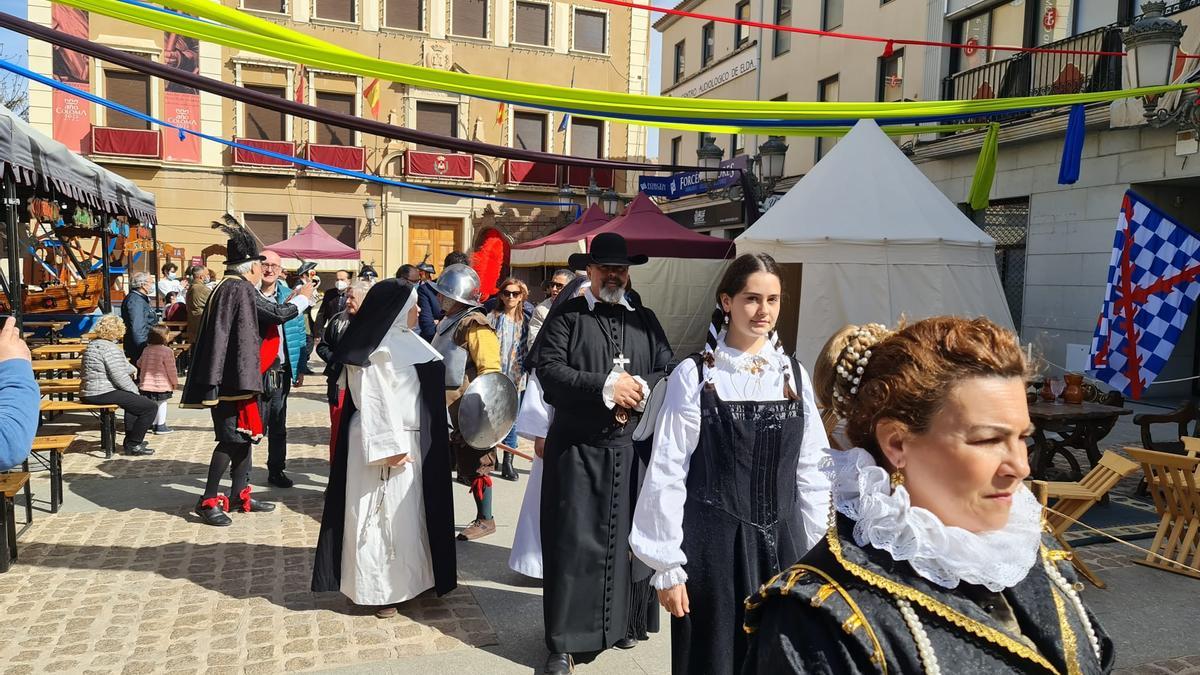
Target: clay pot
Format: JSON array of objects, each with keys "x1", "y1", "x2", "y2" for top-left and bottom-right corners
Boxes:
[
  {"x1": 1040, "y1": 379, "x2": 1056, "y2": 402},
  {"x1": 1063, "y1": 373, "x2": 1085, "y2": 404}
]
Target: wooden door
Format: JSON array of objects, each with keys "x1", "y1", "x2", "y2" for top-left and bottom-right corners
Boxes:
[{"x1": 408, "y1": 217, "x2": 461, "y2": 270}]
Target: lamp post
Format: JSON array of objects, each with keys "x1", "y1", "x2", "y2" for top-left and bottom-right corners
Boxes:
[
  {"x1": 757, "y1": 136, "x2": 788, "y2": 192},
  {"x1": 361, "y1": 195, "x2": 378, "y2": 238},
  {"x1": 1121, "y1": 2, "x2": 1198, "y2": 133},
  {"x1": 696, "y1": 136, "x2": 789, "y2": 218},
  {"x1": 601, "y1": 188, "x2": 621, "y2": 217},
  {"x1": 558, "y1": 184, "x2": 576, "y2": 225},
  {"x1": 586, "y1": 175, "x2": 603, "y2": 210},
  {"x1": 696, "y1": 136, "x2": 724, "y2": 180}
]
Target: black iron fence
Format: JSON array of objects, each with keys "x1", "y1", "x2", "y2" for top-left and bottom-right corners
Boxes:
[{"x1": 942, "y1": 25, "x2": 1124, "y2": 104}]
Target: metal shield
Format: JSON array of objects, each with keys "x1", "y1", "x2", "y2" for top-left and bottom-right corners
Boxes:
[{"x1": 457, "y1": 372, "x2": 519, "y2": 450}]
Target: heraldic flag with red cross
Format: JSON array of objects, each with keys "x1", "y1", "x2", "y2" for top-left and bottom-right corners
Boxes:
[{"x1": 1090, "y1": 190, "x2": 1200, "y2": 399}]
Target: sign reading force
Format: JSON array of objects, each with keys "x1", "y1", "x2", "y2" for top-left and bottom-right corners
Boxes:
[
  {"x1": 669, "y1": 54, "x2": 758, "y2": 99},
  {"x1": 639, "y1": 156, "x2": 747, "y2": 200}
]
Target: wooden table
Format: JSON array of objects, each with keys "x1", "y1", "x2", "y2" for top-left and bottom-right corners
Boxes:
[
  {"x1": 1029, "y1": 401, "x2": 1132, "y2": 480},
  {"x1": 24, "y1": 321, "x2": 69, "y2": 344},
  {"x1": 31, "y1": 344, "x2": 85, "y2": 359},
  {"x1": 30, "y1": 359, "x2": 82, "y2": 376}
]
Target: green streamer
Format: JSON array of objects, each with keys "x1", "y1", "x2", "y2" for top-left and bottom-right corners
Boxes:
[
  {"x1": 969, "y1": 123, "x2": 1000, "y2": 211},
  {"x1": 60, "y1": 0, "x2": 1200, "y2": 126}
]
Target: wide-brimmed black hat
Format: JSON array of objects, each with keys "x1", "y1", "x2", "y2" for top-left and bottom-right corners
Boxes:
[
  {"x1": 211, "y1": 215, "x2": 265, "y2": 265},
  {"x1": 568, "y1": 232, "x2": 648, "y2": 270}
]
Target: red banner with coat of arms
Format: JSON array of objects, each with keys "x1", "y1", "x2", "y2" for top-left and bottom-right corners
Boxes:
[{"x1": 406, "y1": 151, "x2": 473, "y2": 179}]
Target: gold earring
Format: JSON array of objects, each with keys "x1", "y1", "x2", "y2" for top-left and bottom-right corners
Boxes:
[{"x1": 890, "y1": 469, "x2": 905, "y2": 489}]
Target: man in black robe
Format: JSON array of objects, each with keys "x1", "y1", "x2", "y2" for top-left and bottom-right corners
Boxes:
[
  {"x1": 182, "y1": 218, "x2": 313, "y2": 526},
  {"x1": 530, "y1": 233, "x2": 673, "y2": 675}
]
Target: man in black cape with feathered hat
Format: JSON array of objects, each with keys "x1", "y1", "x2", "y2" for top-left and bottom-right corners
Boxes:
[{"x1": 182, "y1": 216, "x2": 314, "y2": 526}]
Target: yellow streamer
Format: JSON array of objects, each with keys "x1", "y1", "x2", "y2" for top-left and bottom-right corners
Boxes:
[{"x1": 61, "y1": 0, "x2": 1200, "y2": 127}]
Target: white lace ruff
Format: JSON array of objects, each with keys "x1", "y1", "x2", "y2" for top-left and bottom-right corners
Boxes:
[{"x1": 829, "y1": 448, "x2": 1042, "y2": 592}]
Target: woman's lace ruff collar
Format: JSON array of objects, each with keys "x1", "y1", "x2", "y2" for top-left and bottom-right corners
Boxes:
[
  {"x1": 827, "y1": 448, "x2": 1042, "y2": 592},
  {"x1": 712, "y1": 336, "x2": 787, "y2": 374}
]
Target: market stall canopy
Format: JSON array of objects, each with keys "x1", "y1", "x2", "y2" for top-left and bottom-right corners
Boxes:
[
  {"x1": 0, "y1": 105, "x2": 156, "y2": 224},
  {"x1": 588, "y1": 193, "x2": 736, "y2": 260},
  {"x1": 264, "y1": 219, "x2": 360, "y2": 260},
  {"x1": 736, "y1": 119, "x2": 1013, "y2": 366},
  {"x1": 510, "y1": 204, "x2": 611, "y2": 267}
]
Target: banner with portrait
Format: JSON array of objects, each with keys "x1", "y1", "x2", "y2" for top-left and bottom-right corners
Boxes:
[
  {"x1": 162, "y1": 32, "x2": 201, "y2": 162},
  {"x1": 51, "y1": 5, "x2": 91, "y2": 152}
]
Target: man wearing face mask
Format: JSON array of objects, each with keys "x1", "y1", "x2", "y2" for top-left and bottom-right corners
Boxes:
[
  {"x1": 315, "y1": 269, "x2": 352, "y2": 342},
  {"x1": 121, "y1": 271, "x2": 158, "y2": 362}
]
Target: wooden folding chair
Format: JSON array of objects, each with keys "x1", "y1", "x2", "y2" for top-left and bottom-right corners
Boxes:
[
  {"x1": 1029, "y1": 450, "x2": 1140, "y2": 588},
  {"x1": 1125, "y1": 447, "x2": 1200, "y2": 580}
]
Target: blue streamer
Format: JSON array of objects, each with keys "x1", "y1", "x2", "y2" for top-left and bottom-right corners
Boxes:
[
  {"x1": 0, "y1": 58, "x2": 581, "y2": 216},
  {"x1": 1058, "y1": 104, "x2": 1085, "y2": 185}
]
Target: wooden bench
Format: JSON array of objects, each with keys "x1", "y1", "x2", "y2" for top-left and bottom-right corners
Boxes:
[
  {"x1": 30, "y1": 435, "x2": 79, "y2": 513},
  {"x1": 0, "y1": 472, "x2": 30, "y2": 572},
  {"x1": 40, "y1": 400, "x2": 118, "y2": 457},
  {"x1": 38, "y1": 379, "x2": 82, "y2": 397}
]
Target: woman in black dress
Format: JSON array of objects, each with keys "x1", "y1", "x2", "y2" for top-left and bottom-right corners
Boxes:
[
  {"x1": 630, "y1": 253, "x2": 832, "y2": 675},
  {"x1": 743, "y1": 317, "x2": 1114, "y2": 674}
]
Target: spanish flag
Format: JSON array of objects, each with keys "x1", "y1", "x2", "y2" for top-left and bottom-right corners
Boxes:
[
  {"x1": 363, "y1": 78, "x2": 382, "y2": 119},
  {"x1": 496, "y1": 101, "x2": 507, "y2": 127}
]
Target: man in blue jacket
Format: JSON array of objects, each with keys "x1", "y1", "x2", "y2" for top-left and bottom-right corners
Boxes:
[
  {"x1": 260, "y1": 251, "x2": 310, "y2": 488},
  {"x1": 0, "y1": 317, "x2": 38, "y2": 472},
  {"x1": 121, "y1": 272, "x2": 158, "y2": 362}
]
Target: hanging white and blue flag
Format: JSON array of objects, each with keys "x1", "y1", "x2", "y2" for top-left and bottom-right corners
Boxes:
[{"x1": 1090, "y1": 190, "x2": 1200, "y2": 399}]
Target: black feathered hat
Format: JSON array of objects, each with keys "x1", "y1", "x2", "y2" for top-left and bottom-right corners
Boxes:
[{"x1": 211, "y1": 214, "x2": 265, "y2": 265}]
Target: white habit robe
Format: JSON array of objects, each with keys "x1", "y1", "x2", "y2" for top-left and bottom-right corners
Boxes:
[
  {"x1": 508, "y1": 371, "x2": 552, "y2": 578},
  {"x1": 340, "y1": 342, "x2": 436, "y2": 605}
]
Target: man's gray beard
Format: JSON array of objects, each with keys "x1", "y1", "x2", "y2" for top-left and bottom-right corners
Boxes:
[{"x1": 598, "y1": 285, "x2": 625, "y2": 304}]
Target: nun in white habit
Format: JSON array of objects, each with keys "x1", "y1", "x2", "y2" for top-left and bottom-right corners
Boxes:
[{"x1": 313, "y1": 279, "x2": 458, "y2": 611}]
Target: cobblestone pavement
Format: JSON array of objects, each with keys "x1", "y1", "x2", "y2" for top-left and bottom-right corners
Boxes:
[
  {"x1": 1116, "y1": 655, "x2": 1200, "y2": 675},
  {"x1": 2, "y1": 397, "x2": 498, "y2": 675}
]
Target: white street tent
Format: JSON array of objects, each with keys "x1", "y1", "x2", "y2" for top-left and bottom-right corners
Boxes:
[{"x1": 736, "y1": 119, "x2": 1014, "y2": 367}]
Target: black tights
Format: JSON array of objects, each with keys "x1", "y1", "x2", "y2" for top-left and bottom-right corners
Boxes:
[{"x1": 202, "y1": 441, "x2": 252, "y2": 500}]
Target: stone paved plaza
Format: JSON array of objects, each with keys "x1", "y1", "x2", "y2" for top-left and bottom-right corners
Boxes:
[{"x1": 2, "y1": 384, "x2": 1199, "y2": 674}]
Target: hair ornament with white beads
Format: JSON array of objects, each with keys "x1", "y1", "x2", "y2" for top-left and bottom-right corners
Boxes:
[{"x1": 830, "y1": 323, "x2": 892, "y2": 418}]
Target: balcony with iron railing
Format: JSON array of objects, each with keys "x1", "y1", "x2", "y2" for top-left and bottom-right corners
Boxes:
[{"x1": 941, "y1": 25, "x2": 1124, "y2": 113}]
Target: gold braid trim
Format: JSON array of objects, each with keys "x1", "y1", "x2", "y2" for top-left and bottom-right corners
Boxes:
[
  {"x1": 1048, "y1": 574, "x2": 1083, "y2": 675},
  {"x1": 826, "y1": 526, "x2": 1062, "y2": 675}
]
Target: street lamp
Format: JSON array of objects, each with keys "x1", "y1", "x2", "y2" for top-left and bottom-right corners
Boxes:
[
  {"x1": 557, "y1": 184, "x2": 576, "y2": 224},
  {"x1": 696, "y1": 136, "x2": 724, "y2": 178},
  {"x1": 586, "y1": 175, "x2": 603, "y2": 210},
  {"x1": 601, "y1": 188, "x2": 621, "y2": 217},
  {"x1": 361, "y1": 195, "x2": 378, "y2": 237},
  {"x1": 1121, "y1": 2, "x2": 1198, "y2": 132},
  {"x1": 757, "y1": 136, "x2": 789, "y2": 188}
]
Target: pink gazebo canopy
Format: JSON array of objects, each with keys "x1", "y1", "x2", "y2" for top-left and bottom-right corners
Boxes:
[
  {"x1": 264, "y1": 219, "x2": 361, "y2": 260},
  {"x1": 587, "y1": 193, "x2": 735, "y2": 260},
  {"x1": 513, "y1": 204, "x2": 611, "y2": 249}
]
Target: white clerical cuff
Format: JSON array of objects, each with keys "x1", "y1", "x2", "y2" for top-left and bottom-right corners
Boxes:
[
  {"x1": 650, "y1": 566, "x2": 688, "y2": 590},
  {"x1": 289, "y1": 295, "x2": 312, "y2": 312},
  {"x1": 633, "y1": 376, "x2": 649, "y2": 412},
  {"x1": 602, "y1": 370, "x2": 621, "y2": 410}
]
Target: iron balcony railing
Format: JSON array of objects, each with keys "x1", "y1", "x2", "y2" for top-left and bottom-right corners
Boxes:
[{"x1": 942, "y1": 25, "x2": 1124, "y2": 106}]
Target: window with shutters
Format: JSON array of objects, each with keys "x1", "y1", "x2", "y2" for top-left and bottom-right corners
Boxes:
[
  {"x1": 734, "y1": 1, "x2": 750, "y2": 47},
  {"x1": 514, "y1": 1, "x2": 550, "y2": 46},
  {"x1": 570, "y1": 118, "x2": 604, "y2": 158},
  {"x1": 385, "y1": 0, "x2": 424, "y2": 30},
  {"x1": 104, "y1": 70, "x2": 152, "y2": 130},
  {"x1": 673, "y1": 41, "x2": 685, "y2": 84},
  {"x1": 669, "y1": 136, "x2": 681, "y2": 166},
  {"x1": 241, "y1": 0, "x2": 286, "y2": 13},
  {"x1": 514, "y1": 111, "x2": 548, "y2": 152},
  {"x1": 573, "y1": 9, "x2": 606, "y2": 54},
  {"x1": 414, "y1": 101, "x2": 458, "y2": 151},
  {"x1": 242, "y1": 85, "x2": 288, "y2": 141},
  {"x1": 314, "y1": 91, "x2": 356, "y2": 145},
  {"x1": 773, "y1": 0, "x2": 791, "y2": 56},
  {"x1": 244, "y1": 213, "x2": 289, "y2": 247},
  {"x1": 314, "y1": 0, "x2": 356, "y2": 22},
  {"x1": 319, "y1": 216, "x2": 358, "y2": 248},
  {"x1": 701, "y1": 22, "x2": 715, "y2": 68},
  {"x1": 452, "y1": 0, "x2": 488, "y2": 38}
]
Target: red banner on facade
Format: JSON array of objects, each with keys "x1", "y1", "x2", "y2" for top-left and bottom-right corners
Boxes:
[
  {"x1": 51, "y1": 5, "x2": 91, "y2": 152},
  {"x1": 92, "y1": 127, "x2": 161, "y2": 158},
  {"x1": 506, "y1": 159, "x2": 559, "y2": 186},
  {"x1": 566, "y1": 166, "x2": 614, "y2": 189},
  {"x1": 406, "y1": 151, "x2": 473, "y2": 179},
  {"x1": 162, "y1": 32, "x2": 201, "y2": 162}
]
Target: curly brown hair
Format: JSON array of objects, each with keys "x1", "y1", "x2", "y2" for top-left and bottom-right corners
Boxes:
[{"x1": 816, "y1": 316, "x2": 1029, "y2": 468}]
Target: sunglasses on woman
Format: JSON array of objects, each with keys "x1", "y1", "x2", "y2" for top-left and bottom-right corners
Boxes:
[{"x1": 501, "y1": 289, "x2": 523, "y2": 298}]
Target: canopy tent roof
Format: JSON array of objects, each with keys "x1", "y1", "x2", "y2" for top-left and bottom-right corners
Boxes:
[
  {"x1": 264, "y1": 219, "x2": 361, "y2": 260},
  {"x1": 588, "y1": 193, "x2": 735, "y2": 260},
  {"x1": 735, "y1": 119, "x2": 1013, "y2": 367},
  {"x1": 0, "y1": 105, "x2": 157, "y2": 225},
  {"x1": 737, "y1": 119, "x2": 995, "y2": 265},
  {"x1": 510, "y1": 204, "x2": 610, "y2": 267}
]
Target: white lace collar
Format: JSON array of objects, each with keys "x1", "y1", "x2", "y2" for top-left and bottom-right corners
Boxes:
[
  {"x1": 713, "y1": 334, "x2": 788, "y2": 376},
  {"x1": 828, "y1": 447, "x2": 1042, "y2": 592}
]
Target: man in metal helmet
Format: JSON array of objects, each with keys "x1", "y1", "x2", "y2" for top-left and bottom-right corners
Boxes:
[{"x1": 431, "y1": 263, "x2": 503, "y2": 541}]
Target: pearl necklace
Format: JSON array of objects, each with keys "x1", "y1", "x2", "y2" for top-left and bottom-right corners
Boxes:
[
  {"x1": 898, "y1": 599, "x2": 941, "y2": 675},
  {"x1": 1043, "y1": 556, "x2": 1102, "y2": 661}
]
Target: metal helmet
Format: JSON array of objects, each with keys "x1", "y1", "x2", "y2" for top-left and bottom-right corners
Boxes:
[
  {"x1": 432, "y1": 263, "x2": 482, "y2": 308},
  {"x1": 457, "y1": 372, "x2": 519, "y2": 449}
]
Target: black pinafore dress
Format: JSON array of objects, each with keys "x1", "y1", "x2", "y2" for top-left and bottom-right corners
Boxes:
[{"x1": 672, "y1": 354, "x2": 808, "y2": 675}]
